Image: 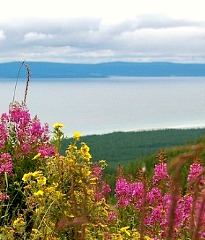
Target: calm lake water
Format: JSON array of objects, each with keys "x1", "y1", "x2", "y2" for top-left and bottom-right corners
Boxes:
[{"x1": 1, "y1": 77, "x2": 205, "y2": 136}]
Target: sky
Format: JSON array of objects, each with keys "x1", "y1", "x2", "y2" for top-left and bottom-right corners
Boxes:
[{"x1": 1, "y1": 0, "x2": 205, "y2": 63}]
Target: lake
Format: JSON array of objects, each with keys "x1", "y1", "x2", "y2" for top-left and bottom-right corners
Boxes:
[{"x1": 0, "y1": 76, "x2": 205, "y2": 136}]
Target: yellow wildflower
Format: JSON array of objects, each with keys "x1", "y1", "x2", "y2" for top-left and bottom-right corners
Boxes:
[
  {"x1": 32, "y1": 228, "x2": 39, "y2": 234},
  {"x1": 132, "y1": 230, "x2": 140, "y2": 239},
  {"x1": 13, "y1": 217, "x2": 25, "y2": 228},
  {"x1": 32, "y1": 171, "x2": 42, "y2": 178},
  {"x1": 81, "y1": 167, "x2": 91, "y2": 177},
  {"x1": 13, "y1": 216, "x2": 25, "y2": 233},
  {"x1": 99, "y1": 159, "x2": 108, "y2": 169},
  {"x1": 73, "y1": 131, "x2": 81, "y2": 140},
  {"x1": 144, "y1": 236, "x2": 153, "y2": 240},
  {"x1": 81, "y1": 142, "x2": 92, "y2": 161},
  {"x1": 35, "y1": 206, "x2": 44, "y2": 215},
  {"x1": 53, "y1": 122, "x2": 64, "y2": 129},
  {"x1": 37, "y1": 176, "x2": 47, "y2": 185},
  {"x1": 90, "y1": 177, "x2": 98, "y2": 184},
  {"x1": 120, "y1": 226, "x2": 131, "y2": 236},
  {"x1": 33, "y1": 152, "x2": 41, "y2": 160},
  {"x1": 34, "y1": 190, "x2": 44, "y2": 196},
  {"x1": 22, "y1": 172, "x2": 32, "y2": 182}
]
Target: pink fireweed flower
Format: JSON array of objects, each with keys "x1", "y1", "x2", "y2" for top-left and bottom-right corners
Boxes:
[
  {"x1": 117, "y1": 196, "x2": 130, "y2": 208},
  {"x1": 0, "y1": 103, "x2": 55, "y2": 160},
  {"x1": 37, "y1": 144, "x2": 55, "y2": 158},
  {"x1": 115, "y1": 178, "x2": 128, "y2": 197},
  {"x1": 129, "y1": 181, "x2": 144, "y2": 199},
  {"x1": 90, "y1": 166, "x2": 103, "y2": 182},
  {"x1": 94, "y1": 182, "x2": 111, "y2": 201},
  {"x1": 0, "y1": 121, "x2": 8, "y2": 149},
  {"x1": 0, "y1": 153, "x2": 12, "y2": 175},
  {"x1": 187, "y1": 163, "x2": 203, "y2": 182},
  {"x1": 145, "y1": 205, "x2": 164, "y2": 226},
  {"x1": 153, "y1": 162, "x2": 170, "y2": 185},
  {"x1": 101, "y1": 182, "x2": 111, "y2": 195},
  {"x1": 147, "y1": 187, "x2": 162, "y2": 205},
  {"x1": 107, "y1": 211, "x2": 118, "y2": 223},
  {"x1": 0, "y1": 192, "x2": 10, "y2": 201},
  {"x1": 9, "y1": 104, "x2": 30, "y2": 127}
]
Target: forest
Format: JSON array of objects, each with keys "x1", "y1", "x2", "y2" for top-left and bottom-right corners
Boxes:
[{"x1": 61, "y1": 128, "x2": 205, "y2": 170}]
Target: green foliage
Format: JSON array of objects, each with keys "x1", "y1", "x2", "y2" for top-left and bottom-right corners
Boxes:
[
  {"x1": 61, "y1": 129, "x2": 205, "y2": 191},
  {"x1": 61, "y1": 129, "x2": 205, "y2": 169}
]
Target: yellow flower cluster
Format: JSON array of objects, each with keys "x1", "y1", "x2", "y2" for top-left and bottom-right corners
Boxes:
[
  {"x1": 120, "y1": 226, "x2": 131, "y2": 236},
  {"x1": 80, "y1": 142, "x2": 92, "y2": 161},
  {"x1": 34, "y1": 190, "x2": 44, "y2": 196},
  {"x1": 53, "y1": 122, "x2": 64, "y2": 129},
  {"x1": 12, "y1": 216, "x2": 25, "y2": 234},
  {"x1": 73, "y1": 131, "x2": 81, "y2": 140},
  {"x1": 22, "y1": 171, "x2": 47, "y2": 186}
]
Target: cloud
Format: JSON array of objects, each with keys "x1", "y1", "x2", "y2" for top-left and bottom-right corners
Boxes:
[
  {"x1": 0, "y1": 15, "x2": 205, "y2": 63},
  {"x1": 23, "y1": 32, "x2": 54, "y2": 42},
  {"x1": 0, "y1": 30, "x2": 6, "y2": 41}
]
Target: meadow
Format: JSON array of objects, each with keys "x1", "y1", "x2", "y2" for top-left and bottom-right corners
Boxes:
[{"x1": 0, "y1": 64, "x2": 205, "y2": 239}]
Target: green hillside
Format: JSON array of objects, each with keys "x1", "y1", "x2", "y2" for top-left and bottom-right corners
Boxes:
[
  {"x1": 61, "y1": 128, "x2": 205, "y2": 196},
  {"x1": 61, "y1": 128, "x2": 205, "y2": 172}
]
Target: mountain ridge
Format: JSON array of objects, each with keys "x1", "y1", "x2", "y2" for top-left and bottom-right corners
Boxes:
[{"x1": 0, "y1": 61, "x2": 205, "y2": 78}]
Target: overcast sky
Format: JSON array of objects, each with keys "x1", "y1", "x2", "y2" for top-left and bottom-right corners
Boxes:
[{"x1": 1, "y1": 0, "x2": 205, "y2": 63}]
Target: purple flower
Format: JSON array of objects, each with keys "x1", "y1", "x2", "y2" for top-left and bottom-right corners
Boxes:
[
  {"x1": 115, "y1": 178, "x2": 128, "y2": 197},
  {"x1": 147, "y1": 187, "x2": 162, "y2": 205},
  {"x1": 187, "y1": 163, "x2": 203, "y2": 182},
  {"x1": 0, "y1": 192, "x2": 10, "y2": 201},
  {"x1": 117, "y1": 196, "x2": 130, "y2": 208},
  {"x1": 90, "y1": 166, "x2": 103, "y2": 182},
  {"x1": 0, "y1": 153, "x2": 12, "y2": 175},
  {"x1": 107, "y1": 211, "x2": 118, "y2": 223},
  {"x1": 153, "y1": 163, "x2": 170, "y2": 185}
]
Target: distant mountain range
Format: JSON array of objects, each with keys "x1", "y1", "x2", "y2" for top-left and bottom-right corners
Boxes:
[{"x1": 0, "y1": 61, "x2": 205, "y2": 78}]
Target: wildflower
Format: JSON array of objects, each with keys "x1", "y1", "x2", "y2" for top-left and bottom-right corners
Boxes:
[
  {"x1": 99, "y1": 159, "x2": 108, "y2": 169},
  {"x1": 90, "y1": 166, "x2": 103, "y2": 182},
  {"x1": 81, "y1": 167, "x2": 91, "y2": 177},
  {"x1": 132, "y1": 230, "x2": 140, "y2": 239},
  {"x1": 13, "y1": 217, "x2": 25, "y2": 227},
  {"x1": 73, "y1": 131, "x2": 81, "y2": 140},
  {"x1": 33, "y1": 152, "x2": 41, "y2": 160},
  {"x1": 101, "y1": 182, "x2": 111, "y2": 195},
  {"x1": 144, "y1": 236, "x2": 153, "y2": 240},
  {"x1": 115, "y1": 178, "x2": 128, "y2": 196},
  {"x1": 90, "y1": 177, "x2": 98, "y2": 184},
  {"x1": 22, "y1": 172, "x2": 33, "y2": 182},
  {"x1": 0, "y1": 153, "x2": 12, "y2": 175},
  {"x1": 107, "y1": 211, "x2": 118, "y2": 223},
  {"x1": 120, "y1": 226, "x2": 131, "y2": 236},
  {"x1": 53, "y1": 122, "x2": 64, "y2": 129},
  {"x1": 13, "y1": 216, "x2": 25, "y2": 233},
  {"x1": 32, "y1": 228, "x2": 39, "y2": 234},
  {"x1": 187, "y1": 163, "x2": 203, "y2": 182},
  {"x1": 37, "y1": 176, "x2": 47, "y2": 185},
  {"x1": 81, "y1": 142, "x2": 92, "y2": 161},
  {"x1": 32, "y1": 171, "x2": 42, "y2": 177},
  {"x1": 34, "y1": 190, "x2": 44, "y2": 196},
  {"x1": 0, "y1": 192, "x2": 10, "y2": 201},
  {"x1": 153, "y1": 162, "x2": 170, "y2": 185}
]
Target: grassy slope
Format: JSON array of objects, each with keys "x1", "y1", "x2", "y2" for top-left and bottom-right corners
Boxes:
[
  {"x1": 61, "y1": 128, "x2": 205, "y2": 171},
  {"x1": 61, "y1": 128, "x2": 205, "y2": 195}
]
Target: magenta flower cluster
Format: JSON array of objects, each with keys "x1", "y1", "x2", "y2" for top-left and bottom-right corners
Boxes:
[
  {"x1": 91, "y1": 164, "x2": 111, "y2": 201},
  {"x1": 114, "y1": 161, "x2": 205, "y2": 239},
  {"x1": 152, "y1": 162, "x2": 170, "y2": 185},
  {"x1": 0, "y1": 102, "x2": 55, "y2": 202},
  {"x1": 187, "y1": 162, "x2": 203, "y2": 182},
  {"x1": 0, "y1": 153, "x2": 12, "y2": 175},
  {"x1": 0, "y1": 102, "x2": 55, "y2": 161}
]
